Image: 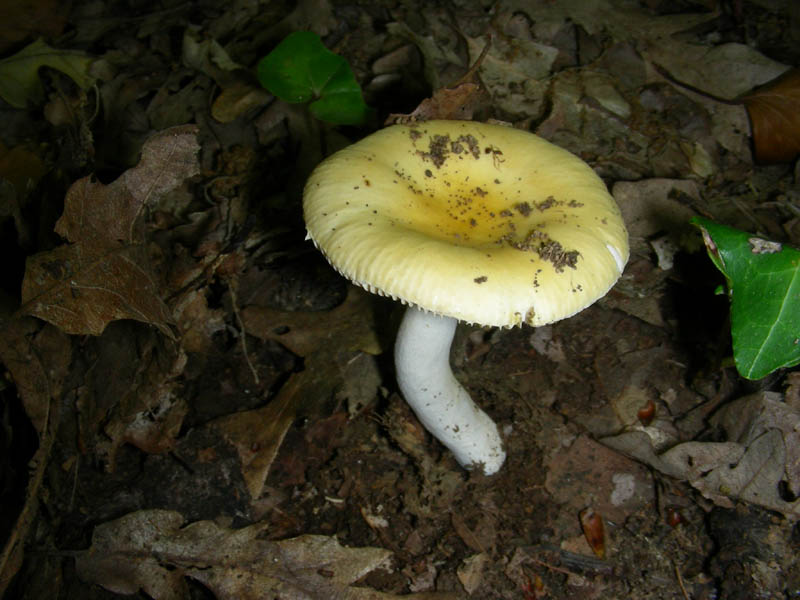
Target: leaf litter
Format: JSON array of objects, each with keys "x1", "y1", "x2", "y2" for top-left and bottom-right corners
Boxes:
[{"x1": 2, "y1": 0, "x2": 800, "y2": 599}]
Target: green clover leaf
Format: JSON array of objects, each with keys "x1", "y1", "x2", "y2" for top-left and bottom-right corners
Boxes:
[{"x1": 257, "y1": 31, "x2": 369, "y2": 126}]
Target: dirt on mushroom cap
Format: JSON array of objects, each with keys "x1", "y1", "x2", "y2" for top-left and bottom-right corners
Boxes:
[{"x1": 303, "y1": 120, "x2": 629, "y2": 327}]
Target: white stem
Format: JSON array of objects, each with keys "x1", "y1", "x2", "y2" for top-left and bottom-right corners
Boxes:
[{"x1": 394, "y1": 307, "x2": 506, "y2": 475}]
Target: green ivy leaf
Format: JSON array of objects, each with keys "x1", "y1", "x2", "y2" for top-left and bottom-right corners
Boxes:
[
  {"x1": 256, "y1": 31, "x2": 369, "y2": 126},
  {"x1": 0, "y1": 38, "x2": 95, "y2": 108},
  {"x1": 692, "y1": 216, "x2": 800, "y2": 379}
]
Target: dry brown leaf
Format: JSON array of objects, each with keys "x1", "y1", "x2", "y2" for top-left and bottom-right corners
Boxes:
[
  {"x1": 712, "y1": 391, "x2": 800, "y2": 496},
  {"x1": 211, "y1": 373, "x2": 300, "y2": 500},
  {"x1": 103, "y1": 345, "x2": 189, "y2": 462},
  {"x1": 221, "y1": 286, "x2": 387, "y2": 498},
  {"x1": 0, "y1": 318, "x2": 71, "y2": 435},
  {"x1": 602, "y1": 390, "x2": 800, "y2": 518},
  {"x1": 741, "y1": 68, "x2": 800, "y2": 164},
  {"x1": 0, "y1": 318, "x2": 70, "y2": 597},
  {"x1": 71, "y1": 322, "x2": 188, "y2": 469},
  {"x1": 241, "y1": 285, "x2": 383, "y2": 357},
  {"x1": 385, "y1": 37, "x2": 491, "y2": 124},
  {"x1": 211, "y1": 80, "x2": 272, "y2": 123},
  {"x1": 18, "y1": 125, "x2": 200, "y2": 337},
  {"x1": 75, "y1": 509, "x2": 396, "y2": 600}
]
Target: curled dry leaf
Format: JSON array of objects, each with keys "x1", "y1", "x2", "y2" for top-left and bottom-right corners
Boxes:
[
  {"x1": 19, "y1": 125, "x2": 200, "y2": 337},
  {"x1": 385, "y1": 37, "x2": 491, "y2": 124},
  {"x1": 740, "y1": 68, "x2": 800, "y2": 163}
]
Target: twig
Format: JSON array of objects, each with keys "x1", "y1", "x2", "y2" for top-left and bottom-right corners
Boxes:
[
  {"x1": 528, "y1": 557, "x2": 574, "y2": 577},
  {"x1": 0, "y1": 390, "x2": 60, "y2": 595},
  {"x1": 228, "y1": 280, "x2": 260, "y2": 385},
  {"x1": 675, "y1": 563, "x2": 691, "y2": 600}
]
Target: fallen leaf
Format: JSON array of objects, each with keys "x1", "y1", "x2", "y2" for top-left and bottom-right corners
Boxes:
[
  {"x1": 741, "y1": 68, "x2": 800, "y2": 163},
  {"x1": 182, "y1": 24, "x2": 243, "y2": 76},
  {"x1": 211, "y1": 373, "x2": 300, "y2": 500},
  {"x1": 386, "y1": 36, "x2": 491, "y2": 124},
  {"x1": 21, "y1": 243, "x2": 175, "y2": 338},
  {"x1": 456, "y1": 553, "x2": 488, "y2": 595},
  {"x1": 211, "y1": 79, "x2": 272, "y2": 123},
  {"x1": 712, "y1": 391, "x2": 800, "y2": 496},
  {"x1": 171, "y1": 287, "x2": 228, "y2": 354},
  {"x1": 0, "y1": 38, "x2": 95, "y2": 108},
  {"x1": 0, "y1": 318, "x2": 70, "y2": 597},
  {"x1": 0, "y1": 318, "x2": 71, "y2": 435},
  {"x1": 602, "y1": 391, "x2": 800, "y2": 518},
  {"x1": 75, "y1": 509, "x2": 398, "y2": 600},
  {"x1": 72, "y1": 322, "x2": 188, "y2": 469},
  {"x1": 104, "y1": 344, "x2": 189, "y2": 462},
  {"x1": 241, "y1": 285, "x2": 383, "y2": 357},
  {"x1": 214, "y1": 282, "x2": 388, "y2": 499},
  {"x1": 19, "y1": 125, "x2": 200, "y2": 337},
  {"x1": 466, "y1": 33, "x2": 557, "y2": 120},
  {"x1": 387, "y1": 81, "x2": 485, "y2": 124}
]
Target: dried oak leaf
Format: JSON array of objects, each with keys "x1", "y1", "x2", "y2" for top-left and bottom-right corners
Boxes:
[
  {"x1": 19, "y1": 125, "x2": 200, "y2": 337},
  {"x1": 741, "y1": 68, "x2": 800, "y2": 164},
  {"x1": 76, "y1": 509, "x2": 449, "y2": 600}
]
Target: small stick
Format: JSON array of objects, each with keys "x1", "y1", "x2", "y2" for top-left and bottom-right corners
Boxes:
[{"x1": 228, "y1": 281, "x2": 260, "y2": 385}]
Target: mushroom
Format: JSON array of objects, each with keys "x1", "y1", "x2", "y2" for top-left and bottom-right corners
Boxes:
[{"x1": 303, "y1": 120, "x2": 629, "y2": 475}]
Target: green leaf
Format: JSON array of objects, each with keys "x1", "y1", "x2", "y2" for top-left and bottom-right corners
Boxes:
[
  {"x1": 692, "y1": 216, "x2": 800, "y2": 379},
  {"x1": 256, "y1": 31, "x2": 369, "y2": 125},
  {"x1": 0, "y1": 38, "x2": 95, "y2": 108}
]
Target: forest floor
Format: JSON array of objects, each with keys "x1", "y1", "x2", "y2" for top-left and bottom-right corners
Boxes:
[{"x1": 2, "y1": 0, "x2": 800, "y2": 598}]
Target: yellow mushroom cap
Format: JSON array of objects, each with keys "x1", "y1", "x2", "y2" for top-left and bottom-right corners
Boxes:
[{"x1": 303, "y1": 120, "x2": 629, "y2": 327}]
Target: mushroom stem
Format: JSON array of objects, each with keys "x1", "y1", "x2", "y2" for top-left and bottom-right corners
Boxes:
[{"x1": 394, "y1": 307, "x2": 506, "y2": 475}]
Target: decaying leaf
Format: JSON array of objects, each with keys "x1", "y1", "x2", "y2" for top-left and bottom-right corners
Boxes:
[
  {"x1": 712, "y1": 392, "x2": 800, "y2": 496},
  {"x1": 19, "y1": 125, "x2": 200, "y2": 337},
  {"x1": 103, "y1": 345, "x2": 189, "y2": 462},
  {"x1": 0, "y1": 38, "x2": 95, "y2": 108},
  {"x1": 0, "y1": 318, "x2": 71, "y2": 435},
  {"x1": 75, "y1": 509, "x2": 398, "y2": 600},
  {"x1": 211, "y1": 373, "x2": 300, "y2": 500},
  {"x1": 465, "y1": 34, "x2": 556, "y2": 120},
  {"x1": 741, "y1": 68, "x2": 800, "y2": 163},
  {"x1": 385, "y1": 36, "x2": 491, "y2": 124},
  {"x1": 602, "y1": 391, "x2": 800, "y2": 517},
  {"x1": 241, "y1": 285, "x2": 383, "y2": 357},
  {"x1": 0, "y1": 318, "x2": 70, "y2": 597},
  {"x1": 456, "y1": 553, "x2": 488, "y2": 596},
  {"x1": 72, "y1": 322, "x2": 189, "y2": 469},
  {"x1": 207, "y1": 283, "x2": 389, "y2": 497}
]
